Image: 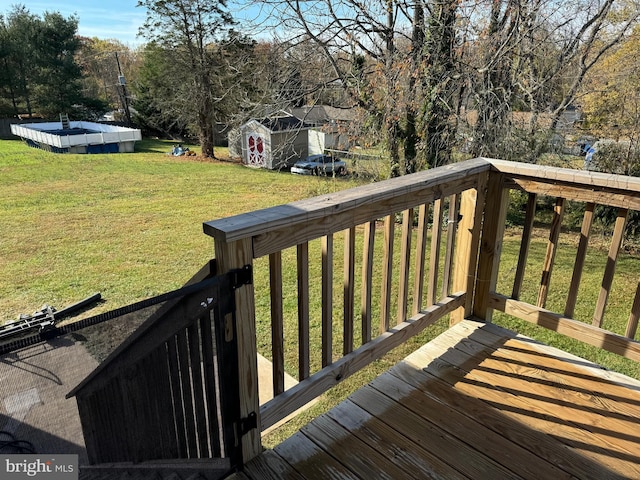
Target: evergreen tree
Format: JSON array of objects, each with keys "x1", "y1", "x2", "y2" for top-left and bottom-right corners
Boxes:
[
  {"x1": 0, "y1": 5, "x2": 94, "y2": 118},
  {"x1": 137, "y1": 0, "x2": 236, "y2": 157}
]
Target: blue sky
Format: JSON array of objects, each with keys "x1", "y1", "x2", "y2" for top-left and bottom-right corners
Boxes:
[
  {"x1": 0, "y1": 1, "x2": 147, "y2": 45},
  {"x1": 0, "y1": 1, "x2": 278, "y2": 45}
]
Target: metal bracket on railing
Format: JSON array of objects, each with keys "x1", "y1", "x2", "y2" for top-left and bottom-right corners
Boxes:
[
  {"x1": 230, "y1": 265, "x2": 253, "y2": 290},
  {"x1": 239, "y1": 411, "x2": 257, "y2": 436}
]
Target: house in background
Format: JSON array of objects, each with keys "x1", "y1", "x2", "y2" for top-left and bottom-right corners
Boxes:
[{"x1": 292, "y1": 105, "x2": 355, "y2": 154}]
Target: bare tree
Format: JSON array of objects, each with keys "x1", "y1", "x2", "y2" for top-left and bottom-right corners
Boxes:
[
  {"x1": 465, "y1": 0, "x2": 640, "y2": 161},
  {"x1": 264, "y1": 0, "x2": 421, "y2": 176}
]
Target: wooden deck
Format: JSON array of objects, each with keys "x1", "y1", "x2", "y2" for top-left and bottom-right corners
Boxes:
[{"x1": 231, "y1": 320, "x2": 640, "y2": 480}]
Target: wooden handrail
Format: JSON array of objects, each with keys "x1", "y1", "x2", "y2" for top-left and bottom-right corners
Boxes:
[
  {"x1": 203, "y1": 157, "x2": 640, "y2": 464},
  {"x1": 479, "y1": 160, "x2": 640, "y2": 361},
  {"x1": 205, "y1": 158, "x2": 490, "y2": 441},
  {"x1": 72, "y1": 158, "x2": 640, "y2": 469}
]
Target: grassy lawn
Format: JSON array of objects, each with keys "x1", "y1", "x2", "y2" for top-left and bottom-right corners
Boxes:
[
  {"x1": 2, "y1": 138, "x2": 639, "y2": 446},
  {"x1": 0, "y1": 138, "x2": 360, "y2": 319}
]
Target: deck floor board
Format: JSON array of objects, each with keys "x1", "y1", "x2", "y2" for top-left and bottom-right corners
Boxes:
[{"x1": 233, "y1": 320, "x2": 640, "y2": 480}]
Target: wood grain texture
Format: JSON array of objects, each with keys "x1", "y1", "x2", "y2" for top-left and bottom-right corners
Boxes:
[
  {"x1": 321, "y1": 234, "x2": 333, "y2": 368},
  {"x1": 508, "y1": 178, "x2": 640, "y2": 211},
  {"x1": 489, "y1": 293, "x2": 640, "y2": 362},
  {"x1": 450, "y1": 178, "x2": 486, "y2": 324},
  {"x1": 254, "y1": 320, "x2": 640, "y2": 479},
  {"x1": 214, "y1": 237, "x2": 261, "y2": 462},
  {"x1": 380, "y1": 215, "x2": 395, "y2": 333},
  {"x1": 204, "y1": 158, "x2": 492, "y2": 247},
  {"x1": 270, "y1": 251, "x2": 285, "y2": 395},
  {"x1": 512, "y1": 192, "x2": 536, "y2": 300},
  {"x1": 259, "y1": 294, "x2": 465, "y2": 430},
  {"x1": 397, "y1": 208, "x2": 413, "y2": 324},
  {"x1": 564, "y1": 202, "x2": 594, "y2": 318},
  {"x1": 360, "y1": 221, "x2": 375, "y2": 344},
  {"x1": 412, "y1": 203, "x2": 430, "y2": 315},
  {"x1": 537, "y1": 197, "x2": 565, "y2": 308},
  {"x1": 593, "y1": 209, "x2": 628, "y2": 327},
  {"x1": 297, "y1": 243, "x2": 310, "y2": 380},
  {"x1": 343, "y1": 227, "x2": 356, "y2": 355},
  {"x1": 626, "y1": 282, "x2": 640, "y2": 339},
  {"x1": 473, "y1": 172, "x2": 509, "y2": 322},
  {"x1": 427, "y1": 198, "x2": 443, "y2": 307}
]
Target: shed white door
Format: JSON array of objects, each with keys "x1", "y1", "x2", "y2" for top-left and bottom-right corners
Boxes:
[{"x1": 246, "y1": 132, "x2": 266, "y2": 167}]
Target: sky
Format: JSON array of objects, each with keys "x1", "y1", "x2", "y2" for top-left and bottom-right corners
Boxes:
[
  {"x1": 0, "y1": 1, "x2": 277, "y2": 45},
  {"x1": 0, "y1": 0, "x2": 148, "y2": 45}
]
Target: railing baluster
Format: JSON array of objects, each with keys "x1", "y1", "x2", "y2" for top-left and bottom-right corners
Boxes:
[
  {"x1": 187, "y1": 322, "x2": 208, "y2": 456},
  {"x1": 428, "y1": 199, "x2": 443, "y2": 306},
  {"x1": 361, "y1": 221, "x2": 375, "y2": 344},
  {"x1": 297, "y1": 243, "x2": 310, "y2": 380},
  {"x1": 166, "y1": 336, "x2": 187, "y2": 457},
  {"x1": 322, "y1": 234, "x2": 333, "y2": 367},
  {"x1": 397, "y1": 208, "x2": 413, "y2": 324},
  {"x1": 269, "y1": 251, "x2": 285, "y2": 395},
  {"x1": 565, "y1": 202, "x2": 595, "y2": 318},
  {"x1": 626, "y1": 282, "x2": 640, "y2": 339},
  {"x1": 344, "y1": 227, "x2": 356, "y2": 354},
  {"x1": 593, "y1": 208, "x2": 628, "y2": 327},
  {"x1": 512, "y1": 193, "x2": 537, "y2": 300},
  {"x1": 380, "y1": 215, "x2": 395, "y2": 332},
  {"x1": 537, "y1": 197, "x2": 565, "y2": 308},
  {"x1": 176, "y1": 329, "x2": 198, "y2": 457},
  {"x1": 442, "y1": 195, "x2": 458, "y2": 298},
  {"x1": 412, "y1": 203, "x2": 430, "y2": 316}
]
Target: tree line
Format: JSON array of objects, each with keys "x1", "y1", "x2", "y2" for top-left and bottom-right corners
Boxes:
[{"x1": 2, "y1": 0, "x2": 640, "y2": 175}]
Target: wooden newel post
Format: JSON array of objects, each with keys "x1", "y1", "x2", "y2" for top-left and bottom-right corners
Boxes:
[
  {"x1": 473, "y1": 171, "x2": 510, "y2": 322},
  {"x1": 213, "y1": 236, "x2": 262, "y2": 463},
  {"x1": 450, "y1": 172, "x2": 488, "y2": 325}
]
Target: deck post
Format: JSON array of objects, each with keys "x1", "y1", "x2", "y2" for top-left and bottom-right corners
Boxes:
[
  {"x1": 473, "y1": 170, "x2": 509, "y2": 322},
  {"x1": 213, "y1": 236, "x2": 262, "y2": 464},
  {"x1": 450, "y1": 172, "x2": 488, "y2": 325}
]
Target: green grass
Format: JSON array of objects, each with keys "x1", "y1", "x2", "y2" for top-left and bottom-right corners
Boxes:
[
  {"x1": 490, "y1": 227, "x2": 640, "y2": 381},
  {"x1": 0, "y1": 139, "x2": 359, "y2": 319},
  {"x1": 3, "y1": 138, "x2": 639, "y2": 447}
]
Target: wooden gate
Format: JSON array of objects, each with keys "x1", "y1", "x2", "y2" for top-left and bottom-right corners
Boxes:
[{"x1": 68, "y1": 263, "x2": 254, "y2": 474}]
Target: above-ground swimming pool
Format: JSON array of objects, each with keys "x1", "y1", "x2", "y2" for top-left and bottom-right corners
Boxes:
[{"x1": 10, "y1": 121, "x2": 142, "y2": 154}]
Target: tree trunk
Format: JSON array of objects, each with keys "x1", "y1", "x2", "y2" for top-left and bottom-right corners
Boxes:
[
  {"x1": 404, "y1": 0, "x2": 425, "y2": 174},
  {"x1": 470, "y1": 0, "x2": 515, "y2": 159},
  {"x1": 422, "y1": 0, "x2": 457, "y2": 168},
  {"x1": 198, "y1": 109, "x2": 215, "y2": 158}
]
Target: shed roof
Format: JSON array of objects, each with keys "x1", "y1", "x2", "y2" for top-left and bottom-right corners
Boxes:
[
  {"x1": 256, "y1": 115, "x2": 312, "y2": 132},
  {"x1": 291, "y1": 105, "x2": 357, "y2": 124}
]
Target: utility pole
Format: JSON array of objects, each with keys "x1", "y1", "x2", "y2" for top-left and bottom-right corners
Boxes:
[{"x1": 115, "y1": 52, "x2": 133, "y2": 126}]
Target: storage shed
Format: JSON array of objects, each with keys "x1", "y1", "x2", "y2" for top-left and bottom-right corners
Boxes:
[{"x1": 232, "y1": 114, "x2": 312, "y2": 170}]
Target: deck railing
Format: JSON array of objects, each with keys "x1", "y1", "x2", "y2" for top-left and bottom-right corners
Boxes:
[
  {"x1": 204, "y1": 157, "x2": 640, "y2": 463},
  {"x1": 479, "y1": 159, "x2": 640, "y2": 359},
  {"x1": 68, "y1": 157, "x2": 640, "y2": 468}
]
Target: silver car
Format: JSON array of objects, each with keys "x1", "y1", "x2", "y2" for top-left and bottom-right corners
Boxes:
[{"x1": 291, "y1": 154, "x2": 347, "y2": 176}]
